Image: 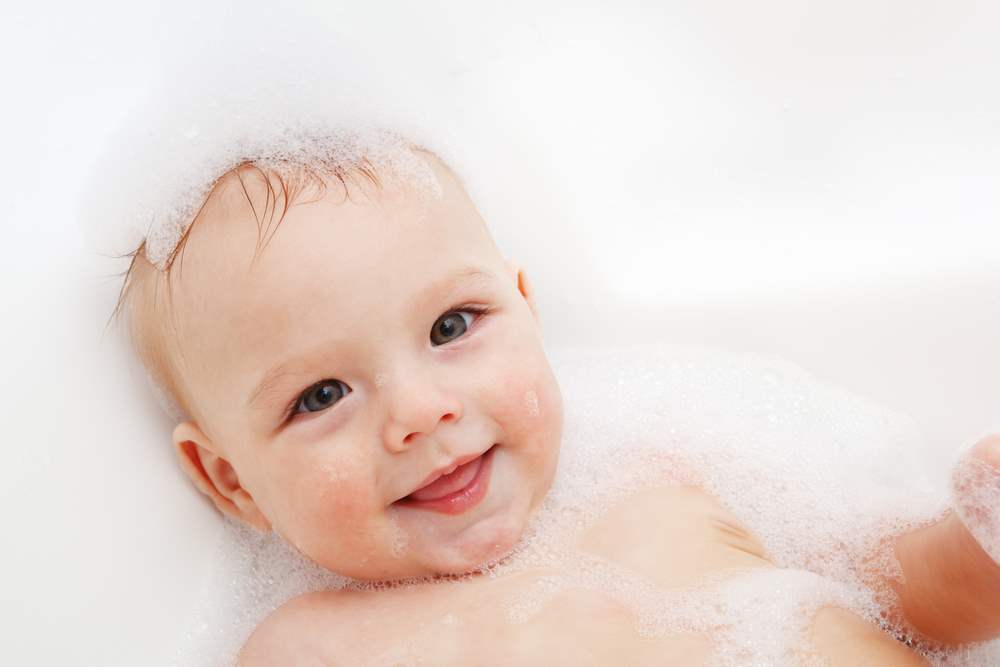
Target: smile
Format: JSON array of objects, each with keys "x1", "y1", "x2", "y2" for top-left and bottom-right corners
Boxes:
[{"x1": 394, "y1": 445, "x2": 496, "y2": 515}]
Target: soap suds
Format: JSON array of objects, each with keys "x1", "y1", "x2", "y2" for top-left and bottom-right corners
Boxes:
[
  {"x1": 952, "y1": 446, "x2": 1000, "y2": 565},
  {"x1": 172, "y1": 343, "x2": 998, "y2": 666},
  {"x1": 523, "y1": 389, "x2": 540, "y2": 417}
]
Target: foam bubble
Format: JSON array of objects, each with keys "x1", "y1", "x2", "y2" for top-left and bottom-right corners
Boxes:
[
  {"x1": 320, "y1": 462, "x2": 350, "y2": 485},
  {"x1": 174, "y1": 343, "x2": 999, "y2": 665},
  {"x1": 523, "y1": 389, "x2": 540, "y2": 417},
  {"x1": 951, "y1": 446, "x2": 1000, "y2": 565},
  {"x1": 387, "y1": 510, "x2": 411, "y2": 559},
  {"x1": 710, "y1": 569, "x2": 870, "y2": 666},
  {"x1": 170, "y1": 520, "x2": 347, "y2": 667},
  {"x1": 82, "y1": 41, "x2": 446, "y2": 271},
  {"x1": 498, "y1": 551, "x2": 867, "y2": 665}
]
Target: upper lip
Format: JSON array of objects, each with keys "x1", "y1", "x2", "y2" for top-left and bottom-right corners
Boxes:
[{"x1": 396, "y1": 445, "x2": 494, "y2": 502}]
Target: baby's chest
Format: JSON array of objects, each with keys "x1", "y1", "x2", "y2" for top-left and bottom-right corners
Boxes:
[
  {"x1": 377, "y1": 487, "x2": 770, "y2": 660},
  {"x1": 315, "y1": 487, "x2": 771, "y2": 666},
  {"x1": 348, "y1": 567, "x2": 714, "y2": 667},
  {"x1": 573, "y1": 484, "x2": 774, "y2": 589}
]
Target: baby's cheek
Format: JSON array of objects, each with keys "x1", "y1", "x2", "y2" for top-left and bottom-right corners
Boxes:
[
  {"x1": 277, "y1": 453, "x2": 374, "y2": 543},
  {"x1": 491, "y1": 360, "x2": 561, "y2": 444},
  {"x1": 487, "y1": 371, "x2": 540, "y2": 427},
  {"x1": 309, "y1": 454, "x2": 373, "y2": 517}
]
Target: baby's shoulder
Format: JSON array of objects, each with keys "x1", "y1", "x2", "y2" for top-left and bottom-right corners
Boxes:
[
  {"x1": 238, "y1": 580, "x2": 473, "y2": 666},
  {"x1": 237, "y1": 588, "x2": 366, "y2": 666}
]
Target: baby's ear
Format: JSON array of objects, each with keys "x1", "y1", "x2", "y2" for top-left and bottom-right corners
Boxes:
[
  {"x1": 505, "y1": 259, "x2": 540, "y2": 323},
  {"x1": 172, "y1": 421, "x2": 271, "y2": 532}
]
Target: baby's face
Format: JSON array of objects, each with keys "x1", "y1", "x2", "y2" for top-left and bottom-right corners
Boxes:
[{"x1": 169, "y1": 153, "x2": 563, "y2": 580}]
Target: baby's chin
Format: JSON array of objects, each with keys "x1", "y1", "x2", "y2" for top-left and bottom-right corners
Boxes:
[
  {"x1": 349, "y1": 511, "x2": 526, "y2": 582},
  {"x1": 424, "y1": 512, "x2": 525, "y2": 575}
]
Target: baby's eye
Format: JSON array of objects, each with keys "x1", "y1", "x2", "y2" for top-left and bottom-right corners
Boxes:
[
  {"x1": 294, "y1": 379, "x2": 350, "y2": 415},
  {"x1": 430, "y1": 310, "x2": 476, "y2": 346}
]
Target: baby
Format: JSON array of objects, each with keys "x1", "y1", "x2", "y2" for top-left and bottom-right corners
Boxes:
[{"x1": 115, "y1": 137, "x2": 1000, "y2": 665}]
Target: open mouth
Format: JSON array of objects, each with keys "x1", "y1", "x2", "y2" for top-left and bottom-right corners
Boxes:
[{"x1": 394, "y1": 444, "x2": 496, "y2": 515}]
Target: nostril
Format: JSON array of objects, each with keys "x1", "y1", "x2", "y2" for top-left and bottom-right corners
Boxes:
[{"x1": 396, "y1": 411, "x2": 459, "y2": 449}]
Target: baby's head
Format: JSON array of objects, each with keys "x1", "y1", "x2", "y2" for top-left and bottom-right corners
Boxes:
[{"x1": 117, "y1": 143, "x2": 563, "y2": 580}]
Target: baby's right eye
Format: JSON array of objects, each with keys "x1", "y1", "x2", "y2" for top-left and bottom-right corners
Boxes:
[{"x1": 294, "y1": 379, "x2": 350, "y2": 415}]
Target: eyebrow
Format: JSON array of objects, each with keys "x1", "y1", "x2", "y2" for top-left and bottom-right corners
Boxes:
[{"x1": 246, "y1": 265, "x2": 497, "y2": 411}]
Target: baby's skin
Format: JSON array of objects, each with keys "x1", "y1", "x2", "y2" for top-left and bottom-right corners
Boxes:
[
  {"x1": 129, "y1": 149, "x2": 1000, "y2": 664},
  {"x1": 240, "y1": 481, "x2": 942, "y2": 665}
]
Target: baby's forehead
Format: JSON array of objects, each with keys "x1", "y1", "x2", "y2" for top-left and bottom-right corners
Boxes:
[{"x1": 168, "y1": 153, "x2": 500, "y2": 327}]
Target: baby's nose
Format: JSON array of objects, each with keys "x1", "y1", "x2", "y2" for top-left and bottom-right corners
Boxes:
[{"x1": 381, "y1": 381, "x2": 463, "y2": 453}]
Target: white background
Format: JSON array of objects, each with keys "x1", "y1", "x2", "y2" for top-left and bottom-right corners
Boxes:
[{"x1": 1, "y1": 1, "x2": 998, "y2": 664}]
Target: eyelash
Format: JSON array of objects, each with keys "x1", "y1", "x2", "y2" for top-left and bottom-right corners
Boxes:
[{"x1": 280, "y1": 303, "x2": 493, "y2": 424}]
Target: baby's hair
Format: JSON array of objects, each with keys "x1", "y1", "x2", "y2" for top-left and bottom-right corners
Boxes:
[
  {"x1": 110, "y1": 157, "x2": 392, "y2": 421},
  {"x1": 110, "y1": 158, "x2": 382, "y2": 322},
  {"x1": 109, "y1": 142, "x2": 447, "y2": 422}
]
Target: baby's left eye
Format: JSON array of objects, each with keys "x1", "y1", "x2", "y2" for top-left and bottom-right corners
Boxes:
[
  {"x1": 430, "y1": 307, "x2": 489, "y2": 346},
  {"x1": 294, "y1": 379, "x2": 350, "y2": 415},
  {"x1": 430, "y1": 310, "x2": 475, "y2": 346}
]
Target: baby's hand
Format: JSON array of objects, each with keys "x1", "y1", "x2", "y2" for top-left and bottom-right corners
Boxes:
[
  {"x1": 951, "y1": 434, "x2": 1000, "y2": 565},
  {"x1": 888, "y1": 434, "x2": 1000, "y2": 646}
]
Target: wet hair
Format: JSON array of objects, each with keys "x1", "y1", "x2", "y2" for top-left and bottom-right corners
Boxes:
[{"x1": 109, "y1": 159, "x2": 385, "y2": 421}]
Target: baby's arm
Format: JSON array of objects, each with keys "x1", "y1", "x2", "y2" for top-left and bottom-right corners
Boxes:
[{"x1": 885, "y1": 435, "x2": 1000, "y2": 645}]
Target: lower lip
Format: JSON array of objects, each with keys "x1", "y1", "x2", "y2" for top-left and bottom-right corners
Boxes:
[{"x1": 396, "y1": 446, "x2": 495, "y2": 516}]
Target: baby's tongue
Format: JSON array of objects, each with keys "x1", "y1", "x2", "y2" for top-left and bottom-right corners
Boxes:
[{"x1": 409, "y1": 456, "x2": 482, "y2": 501}]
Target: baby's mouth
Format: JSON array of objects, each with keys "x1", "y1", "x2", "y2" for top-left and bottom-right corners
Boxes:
[{"x1": 395, "y1": 445, "x2": 496, "y2": 515}]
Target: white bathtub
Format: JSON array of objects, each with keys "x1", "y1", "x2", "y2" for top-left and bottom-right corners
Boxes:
[{"x1": 3, "y1": 1, "x2": 998, "y2": 665}]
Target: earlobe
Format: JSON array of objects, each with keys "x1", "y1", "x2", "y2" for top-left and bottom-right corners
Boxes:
[
  {"x1": 505, "y1": 259, "x2": 540, "y2": 323},
  {"x1": 172, "y1": 421, "x2": 271, "y2": 532}
]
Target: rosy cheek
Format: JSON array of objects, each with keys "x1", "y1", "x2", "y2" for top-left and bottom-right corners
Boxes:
[
  {"x1": 313, "y1": 459, "x2": 371, "y2": 517},
  {"x1": 272, "y1": 449, "x2": 371, "y2": 530},
  {"x1": 517, "y1": 384, "x2": 558, "y2": 451},
  {"x1": 487, "y1": 353, "x2": 551, "y2": 430},
  {"x1": 504, "y1": 371, "x2": 564, "y2": 457},
  {"x1": 489, "y1": 381, "x2": 548, "y2": 448}
]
